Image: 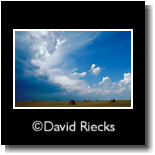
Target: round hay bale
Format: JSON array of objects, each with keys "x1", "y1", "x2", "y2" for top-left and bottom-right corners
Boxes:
[
  {"x1": 110, "y1": 99, "x2": 116, "y2": 102},
  {"x1": 69, "y1": 100, "x2": 76, "y2": 105}
]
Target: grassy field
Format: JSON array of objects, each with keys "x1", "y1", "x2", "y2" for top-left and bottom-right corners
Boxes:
[{"x1": 15, "y1": 100, "x2": 131, "y2": 107}]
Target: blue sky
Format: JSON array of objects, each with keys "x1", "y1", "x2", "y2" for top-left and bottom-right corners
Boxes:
[{"x1": 15, "y1": 30, "x2": 131, "y2": 101}]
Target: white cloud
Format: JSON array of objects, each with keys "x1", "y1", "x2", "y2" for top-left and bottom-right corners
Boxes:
[
  {"x1": 90, "y1": 64, "x2": 101, "y2": 75},
  {"x1": 55, "y1": 39, "x2": 66, "y2": 49},
  {"x1": 46, "y1": 69, "x2": 88, "y2": 94},
  {"x1": 50, "y1": 75, "x2": 86, "y2": 91},
  {"x1": 98, "y1": 76, "x2": 110, "y2": 85},
  {"x1": 119, "y1": 73, "x2": 131, "y2": 86},
  {"x1": 24, "y1": 31, "x2": 100, "y2": 78},
  {"x1": 72, "y1": 71, "x2": 87, "y2": 78},
  {"x1": 17, "y1": 31, "x2": 100, "y2": 94},
  {"x1": 30, "y1": 31, "x2": 48, "y2": 38},
  {"x1": 98, "y1": 73, "x2": 131, "y2": 95}
]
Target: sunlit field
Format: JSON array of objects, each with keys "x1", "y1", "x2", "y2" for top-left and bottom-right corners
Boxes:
[{"x1": 15, "y1": 100, "x2": 131, "y2": 107}]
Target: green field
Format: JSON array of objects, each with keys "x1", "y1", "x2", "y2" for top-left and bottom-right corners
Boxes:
[{"x1": 15, "y1": 100, "x2": 131, "y2": 107}]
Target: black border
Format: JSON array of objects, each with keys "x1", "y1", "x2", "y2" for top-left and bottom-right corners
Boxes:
[{"x1": 1, "y1": 1, "x2": 145, "y2": 145}]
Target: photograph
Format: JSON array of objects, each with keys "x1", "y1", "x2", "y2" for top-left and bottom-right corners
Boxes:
[
  {"x1": 1, "y1": 0, "x2": 146, "y2": 146},
  {"x1": 14, "y1": 29, "x2": 133, "y2": 109}
]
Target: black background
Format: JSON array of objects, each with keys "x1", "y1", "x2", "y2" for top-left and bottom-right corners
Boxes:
[{"x1": 1, "y1": 1, "x2": 145, "y2": 145}]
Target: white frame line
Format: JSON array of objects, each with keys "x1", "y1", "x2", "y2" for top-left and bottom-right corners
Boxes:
[{"x1": 13, "y1": 29, "x2": 133, "y2": 109}]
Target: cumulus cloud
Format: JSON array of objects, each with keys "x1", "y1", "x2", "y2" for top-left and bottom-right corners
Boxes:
[
  {"x1": 24, "y1": 31, "x2": 101, "y2": 77},
  {"x1": 49, "y1": 75, "x2": 87, "y2": 92},
  {"x1": 98, "y1": 73, "x2": 131, "y2": 95},
  {"x1": 30, "y1": 31, "x2": 48, "y2": 38},
  {"x1": 16, "y1": 31, "x2": 100, "y2": 94},
  {"x1": 99, "y1": 76, "x2": 110, "y2": 85},
  {"x1": 72, "y1": 71, "x2": 87, "y2": 78},
  {"x1": 90, "y1": 64, "x2": 101, "y2": 75},
  {"x1": 119, "y1": 73, "x2": 131, "y2": 86}
]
